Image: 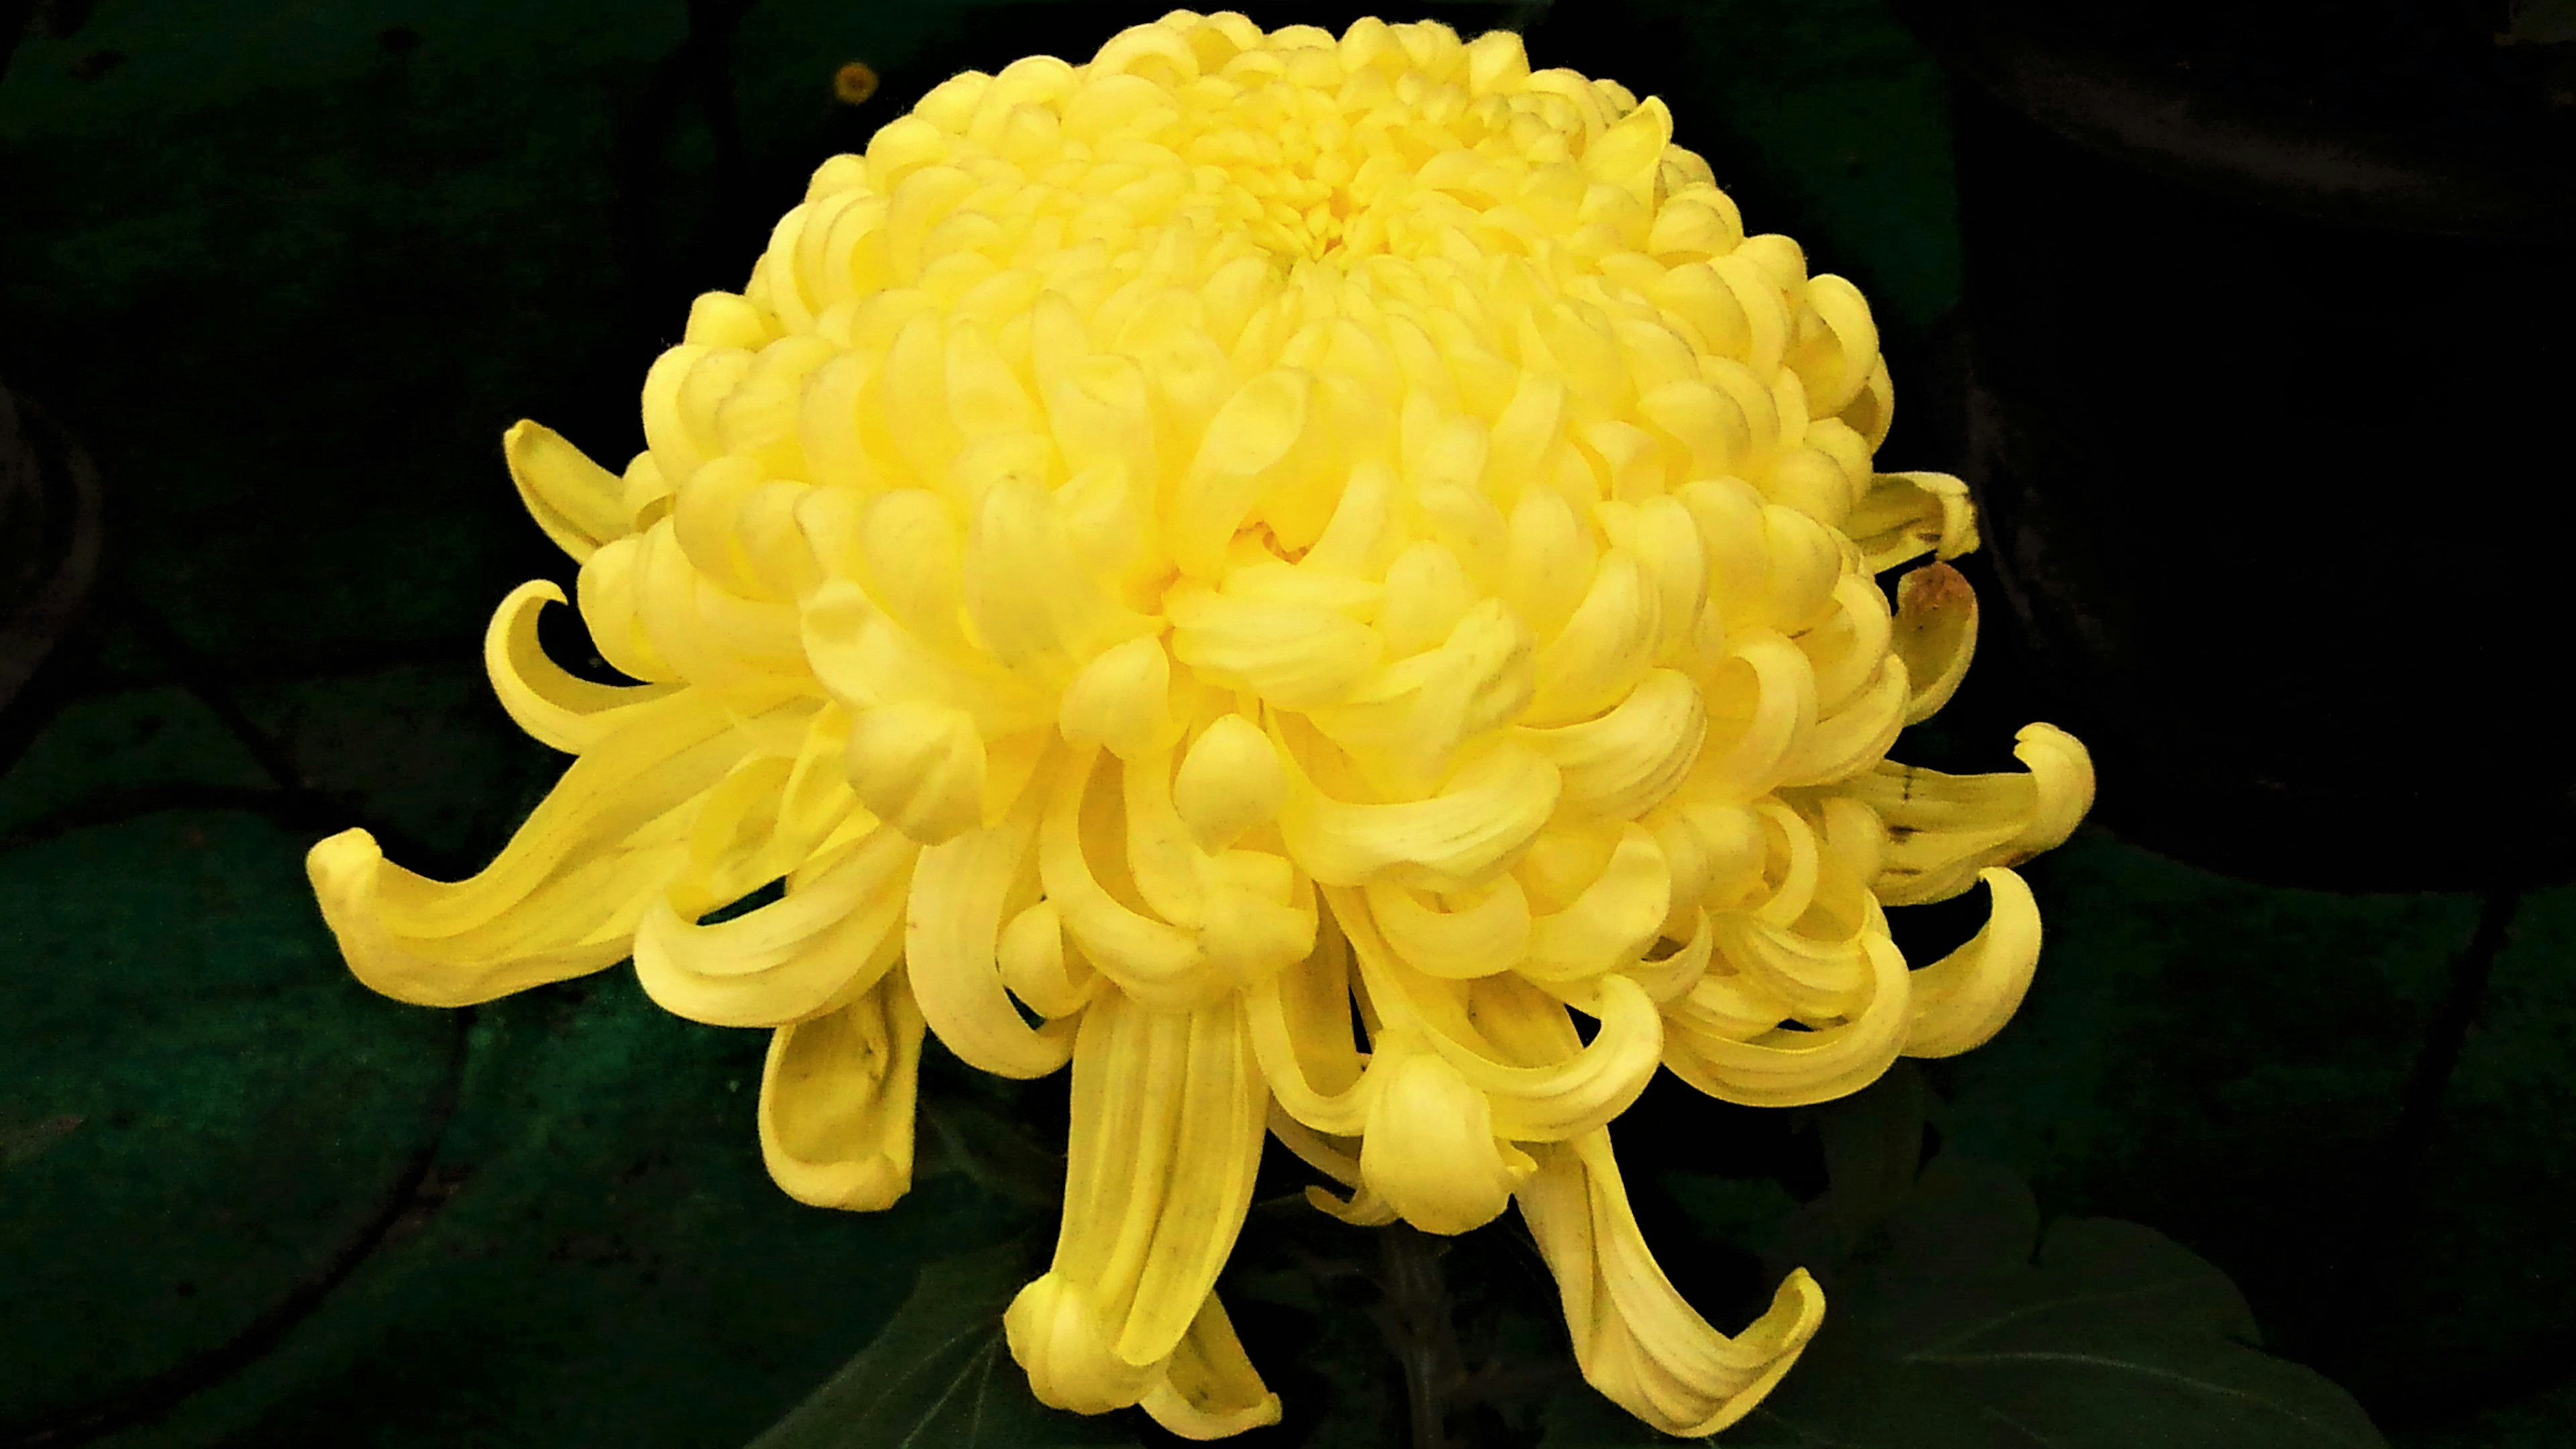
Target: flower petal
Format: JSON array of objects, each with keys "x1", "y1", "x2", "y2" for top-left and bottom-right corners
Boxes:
[
  {"x1": 634, "y1": 822, "x2": 916, "y2": 1028},
  {"x1": 1846, "y1": 468, "x2": 1977, "y2": 574},
  {"x1": 1139, "y1": 1293, "x2": 1285, "y2": 1439},
  {"x1": 1664, "y1": 928, "x2": 1911, "y2": 1108},
  {"x1": 1245, "y1": 918, "x2": 1374, "y2": 1136},
  {"x1": 308, "y1": 691, "x2": 750, "y2": 1006},
  {"x1": 484, "y1": 580, "x2": 680, "y2": 754},
  {"x1": 1358, "y1": 1034, "x2": 1528, "y2": 1234},
  {"x1": 757, "y1": 973, "x2": 924, "y2": 1210},
  {"x1": 1849, "y1": 722, "x2": 2094, "y2": 906},
  {"x1": 1277, "y1": 735, "x2": 1560, "y2": 890},
  {"x1": 1892, "y1": 561, "x2": 1977, "y2": 725},
  {"x1": 906, "y1": 779, "x2": 1079, "y2": 1078},
  {"x1": 1516, "y1": 669, "x2": 1705, "y2": 823},
  {"x1": 1517, "y1": 1128, "x2": 1824, "y2": 1436},
  {"x1": 505, "y1": 419, "x2": 629, "y2": 564},
  {"x1": 1903, "y1": 867, "x2": 2042, "y2": 1058}
]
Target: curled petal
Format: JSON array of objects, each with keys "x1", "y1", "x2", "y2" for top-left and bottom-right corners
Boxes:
[
  {"x1": 1517, "y1": 669, "x2": 1705, "y2": 822},
  {"x1": 1851, "y1": 722, "x2": 2095, "y2": 906},
  {"x1": 1903, "y1": 867, "x2": 2041, "y2": 1058},
  {"x1": 308, "y1": 692, "x2": 749, "y2": 1006},
  {"x1": 757, "y1": 974, "x2": 924, "y2": 1210},
  {"x1": 1362, "y1": 874, "x2": 1532, "y2": 981},
  {"x1": 1245, "y1": 920, "x2": 1373, "y2": 1136},
  {"x1": 906, "y1": 784, "x2": 1079, "y2": 1078},
  {"x1": 484, "y1": 579, "x2": 680, "y2": 754},
  {"x1": 1774, "y1": 654, "x2": 1908, "y2": 789},
  {"x1": 1041, "y1": 750, "x2": 1215, "y2": 1008},
  {"x1": 1346, "y1": 903, "x2": 1664, "y2": 1141},
  {"x1": 1523, "y1": 826, "x2": 1671, "y2": 983},
  {"x1": 1664, "y1": 929, "x2": 1911, "y2": 1108},
  {"x1": 1517, "y1": 1129, "x2": 1824, "y2": 1436},
  {"x1": 1693, "y1": 633, "x2": 1816, "y2": 803},
  {"x1": 1278, "y1": 737, "x2": 1560, "y2": 890},
  {"x1": 1892, "y1": 561, "x2": 1978, "y2": 726},
  {"x1": 1847, "y1": 468, "x2": 1978, "y2": 574},
  {"x1": 634, "y1": 822, "x2": 916, "y2": 1028},
  {"x1": 1709, "y1": 907, "x2": 1874, "y2": 1023}
]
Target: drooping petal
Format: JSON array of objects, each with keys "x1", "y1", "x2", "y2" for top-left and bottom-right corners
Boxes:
[
  {"x1": 757, "y1": 973, "x2": 924, "y2": 1210},
  {"x1": 308, "y1": 691, "x2": 751, "y2": 1006},
  {"x1": 1517, "y1": 1128, "x2": 1824, "y2": 1436},
  {"x1": 1007, "y1": 990, "x2": 1268, "y2": 1411},
  {"x1": 1139, "y1": 1294, "x2": 1285, "y2": 1439}
]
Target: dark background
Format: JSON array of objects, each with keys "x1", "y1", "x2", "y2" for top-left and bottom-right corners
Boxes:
[{"x1": 1, "y1": 0, "x2": 2569, "y2": 1445}]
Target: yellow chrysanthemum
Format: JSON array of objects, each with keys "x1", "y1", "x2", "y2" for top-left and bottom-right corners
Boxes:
[{"x1": 309, "y1": 11, "x2": 2094, "y2": 1440}]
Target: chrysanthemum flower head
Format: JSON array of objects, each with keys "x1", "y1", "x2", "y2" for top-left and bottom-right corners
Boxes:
[{"x1": 309, "y1": 11, "x2": 2094, "y2": 1439}]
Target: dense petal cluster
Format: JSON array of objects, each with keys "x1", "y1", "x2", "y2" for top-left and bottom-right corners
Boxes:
[{"x1": 309, "y1": 11, "x2": 2092, "y2": 1440}]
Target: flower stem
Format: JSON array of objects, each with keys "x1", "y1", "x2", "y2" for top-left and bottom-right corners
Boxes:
[
  {"x1": 1373, "y1": 1223, "x2": 1468, "y2": 1449},
  {"x1": 2392, "y1": 888, "x2": 2523, "y2": 1173}
]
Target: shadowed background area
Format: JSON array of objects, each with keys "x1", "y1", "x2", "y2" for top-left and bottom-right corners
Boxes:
[{"x1": 1, "y1": 1, "x2": 2570, "y2": 1446}]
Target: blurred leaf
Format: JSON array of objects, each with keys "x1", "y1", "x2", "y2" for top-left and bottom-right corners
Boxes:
[
  {"x1": 746, "y1": 1239, "x2": 1141, "y2": 1449},
  {"x1": 2502, "y1": 0, "x2": 2576, "y2": 46},
  {"x1": 1541, "y1": 1155, "x2": 2386, "y2": 1449},
  {"x1": 1814, "y1": 1059, "x2": 1931, "y2": 1264},
  {"x1": 919, "y1": 1095, "x2": 1066, "y2": 1217}
]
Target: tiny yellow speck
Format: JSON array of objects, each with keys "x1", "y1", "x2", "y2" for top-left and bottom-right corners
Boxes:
[{"x1": 832, "y1": 61, "x2": 879, "y2": 106}]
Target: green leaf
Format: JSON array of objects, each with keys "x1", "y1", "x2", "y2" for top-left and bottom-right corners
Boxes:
[
  {"x1": 746, "y1": 1240, "x2": 1143, "y2": 1449},
  {"x1": 1542, "y1": 1156, "x2": 2387, "y2": 1449}
]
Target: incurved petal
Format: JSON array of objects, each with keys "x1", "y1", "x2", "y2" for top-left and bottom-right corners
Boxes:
[
  {"x1": 484, "y1": 580, "x2": 680, "y2": 754},
  {"x1": 308, "y1": 691, "x2": 749, "y2": 1006},
  {"x1": 1523, "y1": 825, "x2": 1670, "y2": 983},
  {"x1": 1902, "y1": 867, "x2": 2042, "y2": 1058},
  {"x1": 1360, "y1": 874, "x2": 1532, "y2": 981},
  {"x1": 1709, "y1": 909, "x2": 1874, "y2": 1022},
  {"x1": 757, "y1": 973, "x2": 924, "y2": 1210},
  {"x1": 1040, "y1": 748, "x2": 1219, "y2": 1011},
  {"x1": 633, "y1": 823, "x2": 916, "y2": 1028},
  {"x1": 1517, "y1": 1128, "x2": 1825, "y2": 1436}
]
